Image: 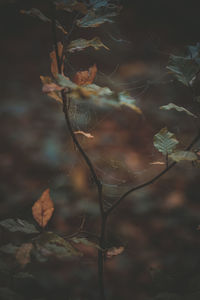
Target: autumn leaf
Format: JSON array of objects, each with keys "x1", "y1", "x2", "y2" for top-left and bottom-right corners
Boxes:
[
  {"x1": 50, "y1": 42, "x2": 65, "y2": 78},
  {"x1": 106, "y1": 246, "x2": 124, "y2": 258},
  {"x1": 40, "y1": 76, "x2": 63, "y2": 103},
  {"x1": 67, "y1": 37, "x2": 109, "y2": 53},
  {"x1": 74, "y1": 131, "x2": 94, "y2": 139},
  {"x1": 32, "y1": 189, "x2": 54, "y2": 228},
  {"x1": 73, "y1": 64, "x2": 97, "y2": 85},
  {"x1": 16, "y1": 243, "x2": 33, "y2": 267}
]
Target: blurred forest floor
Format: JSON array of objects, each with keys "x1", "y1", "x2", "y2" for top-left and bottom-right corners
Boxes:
[{"x1": 1, "y1": 1, "x2": 200, "y2": 300}]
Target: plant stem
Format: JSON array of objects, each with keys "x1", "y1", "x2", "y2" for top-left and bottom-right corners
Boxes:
[{"x1": 50, "y1": 4, "x2": 106, "y2": 299}]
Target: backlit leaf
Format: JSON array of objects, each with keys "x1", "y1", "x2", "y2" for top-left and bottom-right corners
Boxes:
[
  {"x1": 74, "y1": 131, "x2": 94, "y2": 138},
  {"x1": 0, "y1": 218, "x2": 39, "y2": 234},
  {"x1": 40, "y1": 76, "x2": 63, "y2": 103},
  {"x1": 32, "y1": 189, "x2": 54, "y2": 228},
  {"x1": 169, "y1": 151, "x2": 198, "y2": 162},
  {"x1": 34, "y1": 232, "x2": 82, "y2": 260},
  {"x1": 106, "y1": 246, "x2": 124, "y2": 258},
  {"x1": 20, "y1": 8, "x2": 67, "y2": 34},
  {"x1": 154, "y1": 128, "x2": 179, "y2": 155},
  {"x1": 50, "y1": 42, "x2": 65, "y2": 78},
  {"x1": 166, "y1": 55, "x2": 199, "y2": 86},
  {"x1": 73, "y1": 64, "x2": 97, "y2": 85},
  {"x1": 67, "y1": 37, "x2": 109, "y2": 53},
  {"x1": 16, "y1": 243, "x2": 33, "y2": 267},
  {"x1": 160, "y1": 103, "x2": 197, "y2": 118}
]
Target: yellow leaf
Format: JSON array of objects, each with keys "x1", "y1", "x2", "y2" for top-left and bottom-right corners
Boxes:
[
  {"x1": 106, "y1": 246, "x2": 124, "y2": 259},
  {"x1": 32, "y1": 189, "x2": 54, "y2": 228},
  {"x1": 74, "y1": 131, "x2": 94, "y2": 139}
]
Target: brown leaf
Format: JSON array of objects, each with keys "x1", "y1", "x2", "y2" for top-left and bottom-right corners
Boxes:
[
  {"x1": 73, "y1": 64, "x2": 97, "y2": 85},
  {"x1": 50, "y1": 42, "x2": 65, "y2": 78},
  {"x1": 32, "y1": 189, "x2": 54, "y2": 228},
  {"x1": 106, "y1": 246, "x2": 124, "y2": 259},
  {"x1": 16, "y1": 243, "x2": 33, "y2": 267},
  {"x1": 74, "y1": 131, "x2": 94, "y2": 139}
]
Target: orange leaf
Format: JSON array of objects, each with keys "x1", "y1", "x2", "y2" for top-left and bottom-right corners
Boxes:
[
  {"x1": 50, "y1": 42, "x2": 65, "y2": 78},
  {"x1": 106, "y1": 246, "x2": 124, "y2": 259},
  {"x1": 32, "y1": 189, "x2": 54, "y2": 228},
  {"x1": 74, "y1": 131, "x2": 94, "y2": 139},
  {"x1": 73, "y1": 64, "x2": 97, "y2": 85}
]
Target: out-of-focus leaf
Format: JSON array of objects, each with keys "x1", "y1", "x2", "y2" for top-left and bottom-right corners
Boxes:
[
  {"x1": 106, "y1": 246, "x2": 124, "y2": 258},
  {"x1": 50, "y1": 42, "x2": 65, "y2": 77},
  {"x1": 118, "y1": 92, "x2": 142, "y2": 114},
  {"x1": 20, "y1": 8, "x2": 67, "y2": 34},
  {"x1": 0, "y1": 243, "x2": 19, "y2": 255},
  {"x1": 187, "y1": 43, "x2": 200, "y2": 60},
  {"x1": 73, "y1": 64, "x2": 97, "y2": 85},
  {"x1": 74, "y1": 131, "x2": 94, "y2": 138},
  {"x1": 16, "y1": 243, "x2": 33, "y2": 268},
  {"x1": 71, "y1": 237, "x2": 100, "y2": 249},
  {"x1": 40, "y1": 76, "x2": 63, "y2": 103},
  {"x1": 67, "y1": 37, "x2": 109, "y2": 53},
  {"x1": 0, "y1": 218, "x2": 39, "y2": 234},
  {"x1": 34, "y1": 232, "x2": 82, "y2": 260},
  {"x1": 89, "y1": 0, "x2": 108, "y2": 10},
  {"x1": 55, "y1": 0, "x2": 88, "y2": 14},
  {"x1": 76, "y1": 4, "x2": 120, "y2": 28},
  {"x1": 56, "y1": 74, "x2": 77, "y2": 89},
  {"x1": 160, "y1": 103, "x2": 197, "y2": 118},
  {"x1": 153, "y1": 128, "x2": 179, "y2": 155},
  {"x1": 169, "y1": 151, "x2": 197, "y2": 162},
  {"x1": 166, "y1": 55, "x2": 199, "y2": 86},
  {"x1": 32, "y1": 189, "x2": 54, "y2": 228}
]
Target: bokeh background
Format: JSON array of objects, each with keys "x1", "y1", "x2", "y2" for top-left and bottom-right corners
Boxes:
[{"x1": 1, "y1": 1, "x2": 200, "y2": 299}]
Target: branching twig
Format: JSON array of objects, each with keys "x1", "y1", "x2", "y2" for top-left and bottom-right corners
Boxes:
[{"x1": 106, "y1": 130, "x2": 200, "y2": 216}]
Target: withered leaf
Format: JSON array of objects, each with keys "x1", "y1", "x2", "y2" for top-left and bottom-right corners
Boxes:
[
  {"x1": 16, "y1": 243, "x2": 33, "y2": 268},
  {"x1": 50, "y1": 42, "x2": 65, "y2": 77},
  {"x1": 73, "y1": 64, "x2": 97, "y2": 85},
  {"x1": 106, "y1": 246, "x2": 124, "y2": 258},
  {"x1": 67, "y1": 37, "x2": 109, "y2": 53},
  {"x1": 74, "y1": 131, "x2": 94, "y2": 139},
  {"x1": 40, "y1": 76, "x2": 63, "y2": 103},
  {"x1": 20, "y1": 8, "x2": 67, "y2": 34},
  {"x1": 32, "y1": 189, "x2": 54, "y2": 228}
]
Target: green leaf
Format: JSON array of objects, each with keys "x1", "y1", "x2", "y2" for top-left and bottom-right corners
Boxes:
[
  {"x1": 169, "y1": 151, "x2": 198, "y2": 162},
  {"x1": 76, "y1": 4, "x2": 120, "y2": 28},
  {"x1": 67, "y1": 37, "x2": 109, "y2": 53},
  {"x1": 34, "y1": 232, "x2": 82, "y2": 260},
  {"x1": 160, "y1": 103, "x2": 197, "y2": 118},
  {"x1": 0, "y1": 218, "x2": 39, "y2": 234},
  {"x1": 166, "y1": 55, "x2": 199, "y2": 86},
  {"x1": 153, "y1": 128, "x2": 179, "y2": 155}
]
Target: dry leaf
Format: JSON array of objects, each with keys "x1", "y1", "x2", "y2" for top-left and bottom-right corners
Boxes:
[
  {"x1": 150, "y1": 161, "x2": 165, "y2": 165},
  {"x1": 73, "y1": 64, "x2": 97, "y2": 85},
  {"x1": 16, "y1": 243, "x2": 33, "y2": 267},
  {"x1": 40, "y1": 76, "x2": 63, "y2": 103},
  {"x1": 50, "y1": 42, "x2": 65, "y2": 78},
  {"x1": 106, "y1": 246, "x2": 124, "y2": 259},
  {"x1": 74, "y1": 131, "x2": 94, "y2": 139},
  {"x1": 67, "y1": 37, "x2": 109, "y2": 53},
  {"x1": 32, "y1": 189, "x2": 54, "y2": 228}
]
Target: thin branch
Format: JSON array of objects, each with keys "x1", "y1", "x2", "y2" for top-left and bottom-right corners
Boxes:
[
  {"x1": 50, "y1": 3, "x2": 104, "y2": 218},
  {"x1": 106, "y1": 130, "x2": 200, "y2": 216}
]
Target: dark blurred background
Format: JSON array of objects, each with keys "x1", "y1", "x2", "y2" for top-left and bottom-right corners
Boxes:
[{"x1": 1, "y1": 1, "x2": 200, "y2": 300}]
